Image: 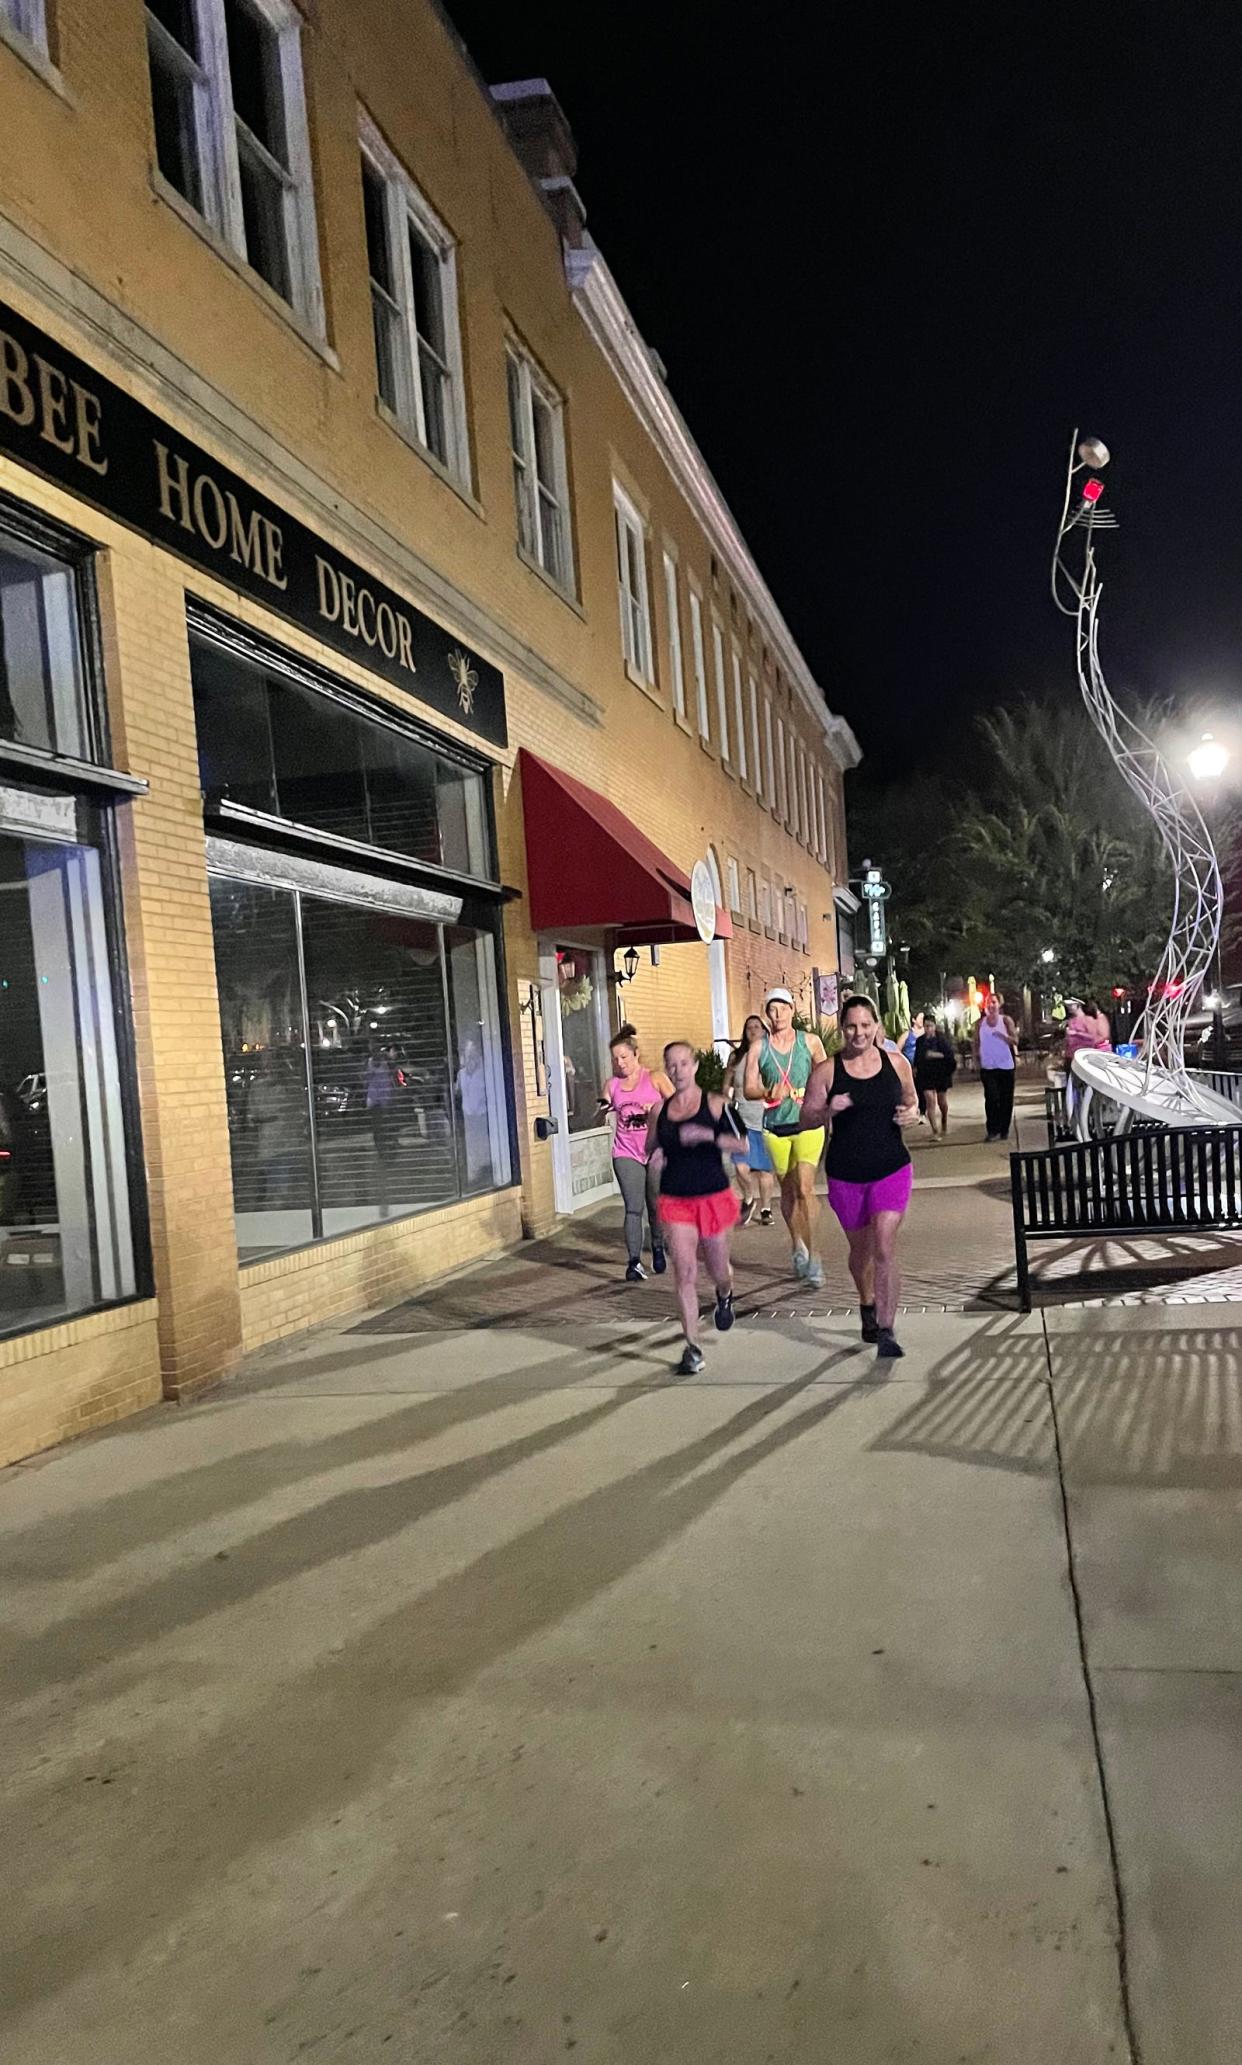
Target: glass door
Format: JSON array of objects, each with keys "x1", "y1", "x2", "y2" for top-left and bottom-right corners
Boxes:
[{"x1": 541, "y1": 943, "x2": 613, "y2": 1214}]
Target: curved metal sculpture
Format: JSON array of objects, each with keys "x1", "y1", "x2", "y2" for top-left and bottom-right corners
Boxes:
[{"x1": 1051, "y1": 433, "x2": 1236, "y2": 1132}]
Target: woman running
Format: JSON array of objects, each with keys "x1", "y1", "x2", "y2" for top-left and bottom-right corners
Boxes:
[
  {"x1": 799, "y1": 994, "x2": 919, "y2": 1358},
  {"x1": 646, "y1": 1040, "x2": 749, "y2": 1374},
  {"x1": 603, "y1": 1026, "x2": 673, "y2": 1282},
  {"x1": 913, "y1": 1010, "x2": 957, "y2": 1140},
  {"x1": 729, "y1": 1014, "x2": 777, "y2": 1227}
]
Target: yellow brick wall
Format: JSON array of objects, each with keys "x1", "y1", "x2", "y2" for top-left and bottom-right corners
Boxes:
[
  {"x1": 0, "y1": 0, "x2": 854, "y2": 1459},
  {"x1": 0, "y1": 1301, "x2": 161, "y2": 1469}
]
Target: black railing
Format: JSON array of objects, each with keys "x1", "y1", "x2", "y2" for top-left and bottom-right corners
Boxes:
[{"x1": 1010, "y1": 1124, "x2": 1242, "y2": 1309}]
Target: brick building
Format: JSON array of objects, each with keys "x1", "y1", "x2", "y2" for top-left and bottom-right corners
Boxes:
[{"x1": 0, "y1": 0, "x2": 859, "y2": 1463}]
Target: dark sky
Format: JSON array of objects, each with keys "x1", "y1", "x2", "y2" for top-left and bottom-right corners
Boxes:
[{"x1": 444, "y1": 0, "x2": 1242, "y2": 780}]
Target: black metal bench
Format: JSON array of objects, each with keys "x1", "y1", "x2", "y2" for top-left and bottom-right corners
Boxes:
[{"x1": 1010, "y1": 1124, "x2": 1242, "y2": 1310}]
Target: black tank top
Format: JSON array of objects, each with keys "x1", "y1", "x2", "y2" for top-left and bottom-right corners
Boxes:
[
  {"x1": 656, "y1": 1092, "x2": 735, "y2": 1197},
  {"x1": 824, "y1": 1051, "x2": 910, "y2": 1182}
]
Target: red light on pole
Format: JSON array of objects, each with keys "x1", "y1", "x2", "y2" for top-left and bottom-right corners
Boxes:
[
  {"x1": 1111, "y1": 986, "x2": 1125, "y2": 999},
  {"x1": 1082, "y1": 478, "x2": 1105, "y2": 505}
]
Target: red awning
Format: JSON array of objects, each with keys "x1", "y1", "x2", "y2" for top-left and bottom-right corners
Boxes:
[{"x1": 518, "y1": 749, "x2": 732, "y2": 945}]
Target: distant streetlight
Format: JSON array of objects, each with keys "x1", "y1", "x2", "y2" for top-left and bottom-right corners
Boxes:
[
  {"x1": 1188, "y1": 732, "x2": 1229, "y2": 782},
  {"x1": 1040, "y1": 947, "x2": 1056, "y2": 965}
]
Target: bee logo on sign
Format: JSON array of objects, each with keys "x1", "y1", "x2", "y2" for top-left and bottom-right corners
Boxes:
[{"x1": 447, "y1": 648, "x2": 479, "y2": 716}]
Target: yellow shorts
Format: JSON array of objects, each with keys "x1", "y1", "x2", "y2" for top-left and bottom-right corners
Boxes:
[{"x1": 764, "y1": 1127, "x2": 826, "y2": 1179}]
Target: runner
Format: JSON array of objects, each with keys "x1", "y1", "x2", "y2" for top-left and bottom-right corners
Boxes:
[
  {"x1": 603, "y1": 1026, "x2": 672, "y2": 1282},
  {"x1": 974, "y1": 991, "x2": 1020, "y2": 1141},
  {"x1": 743, "y1": 987, "x2": 829, "y2": 1285},
  {"x1": 799, "y1": 993, "x2": 920, "y2": 1358},
  {"x1": 729, "y1": 1014, "x2": 777, "y2": 1227},
  {"x1": 913, "y1": 1009, "x2": 957, "y2": 1140},
  {"x1": 646, "y1": 1040, "x2": 748, "y2": 1374}
]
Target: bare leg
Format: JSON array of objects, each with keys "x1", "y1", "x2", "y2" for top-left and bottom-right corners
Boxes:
[
  {"x1": 780, "y1": 1168, "x2": 800, "y2": 1252},
  {"x1": 922, "y1": 1089, "x2": 939, "y2": 1134},
  {"x1": 871, "y1": 1210, "x2": 905, "y2": 1328},
  {"x1": 664, "y1": 1221, "x2": 702, "y2": 1344},
  {"x1": 844, "y1": 1223, "x2": 876, "y2": 1306},
  {"x1": 757, "y1": 1169, "x2": 776, "y2": 1211},
  {"x1": 937, "y1": 1090, "x2": 950, "y2": 1137},
  {"x1": 791, "y1": 1160, "x2": 820, "y2": 1260},
  {"x1": 735, "y1": 1161, "x2": 756, "y2": 1206},
  {"x1": 701, "y1": 1230, "x2": 734, "y2": 1300}
]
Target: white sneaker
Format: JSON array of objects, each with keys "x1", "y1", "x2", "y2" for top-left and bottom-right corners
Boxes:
[
  {"x1": 804, "y1": 1259, "x2": 825, "y2": 1288},
  {"x1": 792, "y1": 1251, "x2": 809, "y2": 1279}
]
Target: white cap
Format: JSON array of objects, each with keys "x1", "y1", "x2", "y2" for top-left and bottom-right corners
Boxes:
[{"x1": 764, "y1": 986, "x2": 794, "y2": 1008}]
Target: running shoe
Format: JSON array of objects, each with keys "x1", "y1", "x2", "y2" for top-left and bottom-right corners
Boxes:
[
  {"x1": 758, "y1": 1208, "x2": 773, "y2": 1227},
  {"x1": 876, "y1": 1327, "x2": 905, "y2": 1360},
  {"x1": 713, "y1": 1289, "x2": 735, "y2": 1332},
  {"x1": 804, "y1": 1259, "x2": 825, "y2": 1289},
  {"x1": 739, "y1": 1198, "x2": 757, "y2": 1228},
  {"x1": 792, "y1": 1251, "x2": 810, "y2": 1279},
  {"x1": 676, "y1": 1343, "x2": 705, "y2": 1376},
  {"x1": 651, "y1": 1243, "x2": 667, "y2": 1275},
  {"x1": 625, "y1": 1260, "x2": 647, "y2": 1283},
  {"x1": 860, "y1": 1302, "x2": 880, "y2": 1344}
]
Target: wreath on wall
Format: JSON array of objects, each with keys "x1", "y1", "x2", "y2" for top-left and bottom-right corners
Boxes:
[{"x1": 560, "y1": 974, "x2": 594, "y2": 1016}]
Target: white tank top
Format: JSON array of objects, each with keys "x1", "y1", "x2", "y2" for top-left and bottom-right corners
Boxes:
[{"x1": 978, "y1": 1019, "x2": 1015, "y2": 1070}]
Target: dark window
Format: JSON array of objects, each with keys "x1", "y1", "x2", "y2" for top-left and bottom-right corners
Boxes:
[
  {"x1": 268, "y1": 679, "x2": 370, "y2": 846},
  {"x1": 191, "y1": 640, "x2": 276, "y2": 814},
  {"x1": 224, "y1": 0, "x2": 287, "y2": 164},
  {"x1": 362, "y1": 724, "x2": 440, "y2": 865}
]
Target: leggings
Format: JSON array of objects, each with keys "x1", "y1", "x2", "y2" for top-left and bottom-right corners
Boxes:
[{"x1": 613, "y1": 1155, "x2": 661, "y2": 1263}]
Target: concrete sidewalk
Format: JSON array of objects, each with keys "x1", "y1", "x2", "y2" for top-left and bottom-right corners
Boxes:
[{"x1": 4, "y1": 1088, "x2": 1242, "y2": 2061}]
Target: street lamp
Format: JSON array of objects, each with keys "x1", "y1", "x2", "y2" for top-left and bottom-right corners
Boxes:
[
  {"x1": 1040, "y1": 947, "x2": 1056, "y2": 965},
  {"x1": 1187, "y1": 734, "x2": 1231, "y2": 1065}
]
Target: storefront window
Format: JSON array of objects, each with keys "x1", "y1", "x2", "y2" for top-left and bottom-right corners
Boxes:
[
  {"x1": 557, "y1": 947, "x2": 605, "y2": 1135},
  {"x1": 0, "y1": 818, "x2": 139, "y2": 1331},
  {"x1": 0, "y1": 535, "x2": 89, "y2": 758},
  {"x1": 192, "y1": 632, "x2": 494, "y2": 880},
  {"x1": 208, "y1": 873, "x2": 512, "y2": 1257}
]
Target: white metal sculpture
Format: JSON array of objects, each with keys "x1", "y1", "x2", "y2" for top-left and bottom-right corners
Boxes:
[{"x1": 1050, "y1": 433, "x2": 1237, "y2": 1132}]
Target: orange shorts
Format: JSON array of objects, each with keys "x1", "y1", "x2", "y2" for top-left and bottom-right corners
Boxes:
[{"x1": 658, "y1": 1189, "x2": 741, "y2": 1239}]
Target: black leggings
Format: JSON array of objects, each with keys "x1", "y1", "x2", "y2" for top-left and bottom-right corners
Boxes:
[
  {"x1": 981, "y1": 1069, "x2": 1015, "y2": 1139},
  {"x1": 614, "y1": 1156, "x2": 661, "y2": 1263}
]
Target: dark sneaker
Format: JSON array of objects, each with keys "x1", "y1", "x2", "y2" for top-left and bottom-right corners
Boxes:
[
  {"x1": 860, "y1": 1302, "x2": 880, "y2": 1344},
  {"x1": 676, "y1": 1343, "x2": 705, "y2": 1376},
  {"x1": 758, "y1": 1208, "x2": 773, "y2": 1227},
  {"x1": 739, "y1": 1198, "x2": 757, "y2": 1228},
  {"x1": 625, "y1": 1260, "x2": 646, "y2": 1283},
  {"x1": 651, "y1": 1244, "x2": 667, "y2": 1275},
  {"x1": 876, "y1": 1327, "x2": 904, "y2": 1360},
  {"x1": 713, "y1": 1290, "x2": 735, "y2": 1332}
]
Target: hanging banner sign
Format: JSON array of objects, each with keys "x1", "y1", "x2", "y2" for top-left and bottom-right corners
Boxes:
[
  {"x1": 861, "y1": 866, "x2": 890, "y2": 956},
  {"x1": 0, "y1": 299, "x2": 507, "y2": 747}
]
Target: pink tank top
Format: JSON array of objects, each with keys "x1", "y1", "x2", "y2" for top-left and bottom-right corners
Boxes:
[{"x1": 607, "y1": 1069, "x2": 657, "y2": 1162}]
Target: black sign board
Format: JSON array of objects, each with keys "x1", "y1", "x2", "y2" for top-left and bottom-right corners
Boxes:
[{"x1": 0, "y1": 300, "x2": 506, "y2": 747}]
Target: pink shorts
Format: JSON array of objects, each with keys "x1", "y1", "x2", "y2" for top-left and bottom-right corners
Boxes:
[
  {"x1": 827, "y1": 1164, "x2": 913, "y2": 1231},
  {"x1": 659, "y1": 1189, "x2": 741, "y2": 1239}
]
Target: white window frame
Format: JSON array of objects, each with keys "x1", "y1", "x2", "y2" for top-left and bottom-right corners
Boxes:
[
  {"x1": 798, "y1": 751, "x2": 810, "y2": 846},
  {"x1": 785, "y1": 887, "x2": 797, "y2": 942},
  {"x1": 775, "y1": 715, "x2": 788, "y2": 820},
  {"x1": 688, "y1": 585, "x2": 710, "y2": 740},
  {"x1": 759, "y1": 875, "x2": 772, "y2": 930},
  {"x1": 360, "y1": 115, "x2": 471, "y2": 485},
  {"x1": 726, "y1": 856, "x2": 742, "y2": 915},
  {"x1": 786, "y1": 731, "x2": 798, "y2": 832},
  {"x1": 613, "y1": 484, "x2": 654, "y2": 684},
  {"x1": 730, "y1": 647, "x2": 748, "y2": 782},
  {"x1": 1, "y1": 0, "x2": 47, "y2": 58},
  {"x1": 764, "y1": 697, "x2": 776, "y2": 811},
  {"x1": 746, "y1": 866, "x2": 759, "y2": 925},
  {"x1": 711, "y1": 617, "x2": 730, "y2": 763},
  {"x1": 748, "y1": 675, "x2": 762, "y2": 799},
  {"x1": 816, "y1": 770, "x2": 828, "y2": 863},
  {"x1": 146, "y1": 0, "x2": 323, "y2": 330},
  {"x1": 662, "y1": 551, "x2": 686, "y2": 720},
  {"x1": 797, "y1": 900, "x2": 809, "y2": 951},
  {"x1": 507, "y1": 340, "x2": 574, "y2": 591}
]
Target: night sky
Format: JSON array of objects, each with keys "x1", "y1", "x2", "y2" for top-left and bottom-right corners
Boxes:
[{"x1": 444, "y1": 0, "x2": 1242, "y2": 781}]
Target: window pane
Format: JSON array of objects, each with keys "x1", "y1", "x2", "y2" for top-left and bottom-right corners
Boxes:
[
  {"x1": 268, "y1": 679, "x2": 369, "y2": 844},
  {"x1": 531, "y1": 392, "x2": 558, "y2": 493},
  {"x1": 190, "y1": 638, "x2": 277, "y2": 814},
  {"x1": 537, "y1": 487, "x2": 565, "y2": 582},
  {"x1": 0, "y1": 831, "x2": 137, "y2": 1330},
  {"x1": 557, "y1": 948, "x2": 603, "y2": 1135},
  {"x1": 361, "y1": 157, "x2": 392, "y2": 295},
  {"x1": 406, "y1": 220, "x2": 447, "y2": 357},
  {"x1": 505, "y1": 353, "x2": 525, "y2": 454},
  {"x1": 224, "y1": 0, "x2": 288, "y2": 165},
  {"x1": 148, "y1": 0, "x2": 198, "y2": 56},
  {"x1": 237, "y1": 136, "x2": 291, "y2": 302},
  {"x1": 147, "y1": 25, "x2": 204, "y2": 210},
  {"x1": 209, "y1": 876, "x2": 314, "y2": 1259},
  {"x1": 417, "y1": 347, "x2": 449, "y2": 464},
  {"x1": 371, "y1": 291, "x2": 402, "y2": 413},
  {"x1": 302, "y1": 900, "x2": 456, "y2": 1235},
  {"x1": 0, "y1": 539, "x2": 88, "y2": 759},
  {"x1": 362, "y1": 724, "x2": 440, "y2": 864},
  {"x1": 437, "y1": 759, "x2": 489, "y2": 878},
  {"x1": 447, "y1": 923, "x2": 510, "y2": 1193}
]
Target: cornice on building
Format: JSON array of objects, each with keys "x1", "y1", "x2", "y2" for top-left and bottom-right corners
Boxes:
[{"x1": 566, "y1": 241, "x2": 861, "y2": 774}]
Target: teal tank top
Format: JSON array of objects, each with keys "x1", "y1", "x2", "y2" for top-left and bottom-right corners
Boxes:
[{"x1": 759, "y1": 1029, "x2": 812, "y2": 1129}]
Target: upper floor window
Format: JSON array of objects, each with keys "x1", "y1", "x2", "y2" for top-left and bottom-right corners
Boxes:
[
  {"x1": 613, "y1": 485, "x2": 652, "y2": 683},
  {"x1": 662, "y1": 552, "x2": 686, "y2": 720},
  {"x1": 798, "y1": 750, "x2": 810, "y2": 845},
  {"x1": 507, "y1": 344, "x2": 573, "y2": 591},
  {"x1": 361, "y1": 119, "x2": 469, "y2": 484},
  {"x1": 726, "y1": 855, "x2": 742, "y2": 915},
  {"x1": 730, "y1": 648, "x2": 748, "y2": 782},
  {"x1": 146, "y1": 0, "x2": 322, "y2": 325},
  {"x1": 748, "y1": 674, "x2": 762, "y2": 798},
  {"x1": 786, "y1": 731, "x2": 798, "y2": 831},
  {"x1": 711, "y1": 618, "x2": 730, "y2": 762},
  {"x1": 1, "y1": 0, "x2": 47, "y2": 56},
  {"x1": 688, "y1": 587, "x2": 710, "y2": 740},
  {"x1": 816, "y1": 769, "x2": 828, "y2": 863},
  {"x1": 763, "y1": 697, "x2": 775, "y2": 808},
  {"x1": 775, "y1": 714, "x2": 788, "y2": 819}
]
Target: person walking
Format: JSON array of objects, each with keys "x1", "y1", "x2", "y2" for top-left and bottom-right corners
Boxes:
[
  {"x1": 974, "y1": 992, "x2": 1019, "y2": 1141},
  {"x1": 730, "y1": 1014, "x2": 777, "y2": 1227},
  {"x1": 799, "y1": 994, "x2": 919, "y2": 1357},
  {"x1": 603, "y1": 1026, "x2": 672, "y2": 1282},
  {"x1": 646, "y1": 1040, "x2": 749, "y2": 1374},
  {"x1": 913, "y1": 1010, "x2": 957, "y2": 1139},
  {"x1": 743, "y1": 987, "x2": 829, "y2": 1285}
]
